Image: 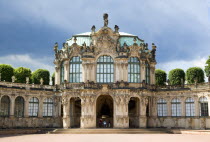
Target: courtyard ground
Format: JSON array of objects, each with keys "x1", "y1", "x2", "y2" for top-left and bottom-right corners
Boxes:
[{"x1": 1, "y1": 134, "x2": 210, "y2": 142}]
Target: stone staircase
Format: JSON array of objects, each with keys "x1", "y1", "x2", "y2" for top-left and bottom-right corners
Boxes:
[{"x1": 50, "y1": 128, "x2": 170, "y2": 134}]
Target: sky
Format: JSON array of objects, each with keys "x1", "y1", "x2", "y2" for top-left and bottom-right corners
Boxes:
[{"x1": 0, "y1": 0, "x2": 210, "y2": 80}]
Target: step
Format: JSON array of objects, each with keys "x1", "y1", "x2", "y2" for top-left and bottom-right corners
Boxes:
[{"x1": 50, "y1": 128, "x2": 170, "y2": 134}]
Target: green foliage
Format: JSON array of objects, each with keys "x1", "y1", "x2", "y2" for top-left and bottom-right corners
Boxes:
[
  {"x1": 32, "y1": 69, "x2": 50, "y2": 85},
  {"x1": 155, "y1": 69, "x2": 167, "y2": 86},
  {"x1": 186, "y1": 67, "x2": 204, "y2": 84},
  {"x1": 14, "y1": 67, "x2": 32, "y2": 83},
  {"x1": 52, "y1": 72, "x2": 55, "y2": 85},
  {"x1": 204, "y1": 56, "x2": 210, "y2": 78},
  {"x1": 0, "y1": 64, "x2": 14, "y2": 82},
  {"x1": 168, "y1": 68, "x2": 185, "y2": 85}
]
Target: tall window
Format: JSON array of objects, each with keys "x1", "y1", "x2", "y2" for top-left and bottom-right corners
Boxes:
[
  {"x1": 43, "y1": 98, "x2": 53, "y2": 117},
  {"x1": 0, "y1": 96, "x2": 10, "y2": 117},
  {"x1": 128, "y1": 57, "x2": 140, "y2": 83},
  {"x1": 69, "y1": 56, "x2": 82, "y2": 83},
  {"x1": 145, "y1": 61, "x2": 150, "y2": 84},
  {"x1": 29, "y1": 97, "x2": 39, "y2": 117},
  {"x1": 199, "y1": 97, "x2": 208, "y2": 116},
  {"x1": 185, "y1": 97, "x2": 195, "y2": 117},
  {"x1": 97, "y1": 55, "x2": 114, "y2": 83},
  {"x1": 15, "y1": 96, "x2": 24, "y2": 117},
  {"x1": 171, "y1": 98, "x2": 181, "y2": 117},
  {"x1": 157, "y1": 98, "x2": 167, "y2": 116},
  {"x1": 60, "y1": 61, "x2": 64, "y2": 83}
]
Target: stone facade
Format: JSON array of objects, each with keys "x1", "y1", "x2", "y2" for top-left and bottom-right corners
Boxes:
[{"x1": 0, "y1": 14, "x2": 210, "y2": 129}]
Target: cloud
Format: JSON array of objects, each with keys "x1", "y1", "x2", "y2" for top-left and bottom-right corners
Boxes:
[{"x1": 0, "y1": 54, "x2": 54, "y2": 75}]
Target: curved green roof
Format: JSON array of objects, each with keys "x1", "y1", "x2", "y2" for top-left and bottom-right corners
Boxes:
[{"x1": 66, "y1": 32, "x2": 144, "y2": 47}]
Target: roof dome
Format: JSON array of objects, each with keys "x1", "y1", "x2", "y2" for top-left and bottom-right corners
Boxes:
[{"x1": 66, "y1": 31, "x2": 144, "y2": 47}]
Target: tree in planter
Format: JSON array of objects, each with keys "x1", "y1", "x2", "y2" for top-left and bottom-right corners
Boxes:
[
  {"x1": 32, "y1": 69, "x2": 50, "y2": 85},
  {"x1": 204, "y1": 56, "x2": 210, "y2": 82},
  {"x1": 14, "y1": 67, "x2": 32, "y2": 83},
  {"x1": 186, "y1": 67, "x2": 204, "y2": 84},
  {"x1": 155, "y1": 69, "x2": 167, "y2": 86},
  {"x1": 168, "y1": 68, "x2": 185, "y2": 85},
  {"x1": 0, "y1": 64, "x2": 14, "y2": 82}
]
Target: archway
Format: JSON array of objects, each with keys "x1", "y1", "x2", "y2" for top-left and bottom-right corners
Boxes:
[
  {"x1": 128, "y1": 97, "x2": 140, "y2": 128},
  {"x1": 96, "y1": 95, "x2": 113, "y2": 128},
  {"x1": 70, "y1": 97, "x2": 81, "y2": 128}
]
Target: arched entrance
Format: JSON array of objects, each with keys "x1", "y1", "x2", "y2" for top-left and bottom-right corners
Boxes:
[
  {"x1": 128, "y1": 97, "x2": 140, "y2": 128},
  {"x1": 70, "y1": 97, "x2": 81, "y2": 128},
  {"x1": 96, "y1": 95, "x2": 113, "y2": 128}
]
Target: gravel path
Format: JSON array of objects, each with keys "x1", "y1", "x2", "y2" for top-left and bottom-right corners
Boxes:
[{"x1": 1, "y1": 134, "x2": 210, "y2": 142}]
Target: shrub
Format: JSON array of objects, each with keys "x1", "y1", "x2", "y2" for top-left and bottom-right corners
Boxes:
[
  {"x1": 168, "y1": 68, "x2": 185, "y2": 85},
  {"x1": 155, "y1": 69, "x2": 167, "y2": 86},
  {"x1": 31, "y1": 69, "x2": 50, "y2": 85},
  {"x1": 0, "y1": 64, "x2": 14, "y2": 82},
  {"x1": 186, "y1": 67, "x2": 204, "y2": 84},
  {"x1": 14, "y1": 67, "x2": 32, "y2": 83}
]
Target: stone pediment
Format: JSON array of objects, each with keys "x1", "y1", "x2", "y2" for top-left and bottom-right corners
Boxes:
[{"x1": 91, "y1": 27, "x2": 119, "y2": 56}]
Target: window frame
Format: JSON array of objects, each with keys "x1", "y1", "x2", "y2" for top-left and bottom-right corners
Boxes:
[
  {"x1": 185, "y1": 97, "x2": 195, "y2": 117},
  {"x1": 69, "y1": 56, "x2": 82, "y2": 83},
  {"x1": 28, "y1": 97, "x2": 39, "y2": 117},
  {"x1": 171, "y1": 98, "x2": 181, "y2": 117},
  {"x1": 96, "y1": 55, "x2": 114, "y2": 83},
  {"x1": 43, "y1": 98, "x2": 54, "y2": 117},
  {"x1": 128, "y1": 57, "x2": 140, "y2": 83},
  {"x1": 157, "y1": 98, "x2": 167, "y2": 117},
  {"x1": 0, "y1": 96, "x2": 10, "y2": 117},
  {"x1": 14, "y1": 96, "x2": 25, "y2": 118}
]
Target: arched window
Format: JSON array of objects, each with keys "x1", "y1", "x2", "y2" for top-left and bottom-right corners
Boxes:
[
  {"x1": 199, "y1": 97, "x2": 208, "y2": 116},
  {"x1": 171, "y1": 98, "x2": 181, "y2": 117},
  {"x1": 97, "y1": 55, "x2": 114, "y2": 83},
  {"x1": 29, "y1": 97, "x2": 39, "y2": 117},
  {"x1": 69, "y1": 56, "x2": 82, "y2": 83},
  {"x1": 185, "y1": 97, "x2": 195, "y2": 117},
  {"x1": 0, "y1": 96, "x2": 10, "y2": 117},
  {"x1": 60, "y1": 61, "x2": 64, "y2": 83},
  {"x1": 145, "y1": 61, "x2": 150, "y2": 84},
  {"x1": 128, "y1": 57, "x2": 140, "y2": 83},
  {"x1": 15, "y1": 96, "x2": 24, "y2": 117},
  {"x1": 43, "y1": 98, "x2": 53, "y2": 117},
  {"x1": 157, "y1": 98, "x2": 167, "y2": 116}
]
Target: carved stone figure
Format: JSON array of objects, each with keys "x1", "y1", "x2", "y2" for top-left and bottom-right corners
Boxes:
[
  {"x1": 103, "y1": 13, "x2": 108, "y2": 27},
  {"x1": 114, "y1": 25, "x2": 119, "y2": 33},
  {"x1": 12, "y1": 76, "x2": 16, "y2": 83},
  {"x1": 151, "y1": 43, "x2": 156, "y2": 61},
  {"x1": 54, "y1": 42, "x2": 58, "y2": 53},
  {"x1": 91, "y1": 25, "x2": 96, "y2": 33},
  {"x1": 40, "y1": 78, "x2": 44, "y2": 85}
]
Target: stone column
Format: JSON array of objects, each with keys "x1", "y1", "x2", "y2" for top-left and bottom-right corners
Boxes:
[
  {"x1": 113, "y1": 95, "x2": 129, "y2": 128},
  {"x1": 38, "y1": 98, "x2": 43, "y2": 118},
  {"x1": 181, "y1": 97, "x2": 185, "y2": 116},
  {"x1": 194, "y1": 97, "x2": 199, "y2": 116},
  {"x1": 82, "y1": 63, "x2": 87, "y2": 82},
  {"x1": 10, "y1": 96, "x2": 15, "y2": 118},
  {"x1": 63, "y1": 97, "x2": 70, "y2": 128},
  {"x1": 55, "y1": 67, "x2": 60, "y2": 85},
  {"x1": 150, "y1": 63, "x2": 156, "y2": 85},
  {"x1": 64, "y1": 60, "x2": 69, "y2": 82},
  {"x1": 141, "y1": 61, "x2": 146, "y2": 82},
  {"x1": 80, "y1": 96, "x2": 96, "y2": 128},
  {"x1": 167, "y1": 98, "x2": 172, "y2": 116},
  {"x1": 24, "y1": 97, "x2": 29, "y2": 117},
  {"x1": 139, "y1": 97, "x2": 148, "y2": 128}
]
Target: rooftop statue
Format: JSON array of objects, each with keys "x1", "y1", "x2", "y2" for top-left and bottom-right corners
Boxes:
[{"x1": 103, "y1": 13, "x2": 108, "y2": 27}]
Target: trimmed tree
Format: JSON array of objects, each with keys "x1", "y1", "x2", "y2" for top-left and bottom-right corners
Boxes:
[
  {"x1": 204, "y1": 56, "x2": 210, "y2": 82},
  {"x1": 52, "y1": 72, "x2": 55, "y2": 85},
  {"x1": 32, "y1": 69, "x2": 50, "y2": 85},
  {"x1": 155, "y1": 69, "x2": 167, "y2": 86},
  {"x1": 14, "y1": 67, "x2": 32, "y2": 83},
  {"x1": 0, "y1": 64, "x2": 14, "y2": 82},
  {"x1": 168, "y1": 68, "x2": 185, "y2": 85},
  {"x1": 186, "y1": 67, "x2": 205, "y2": 84}
]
